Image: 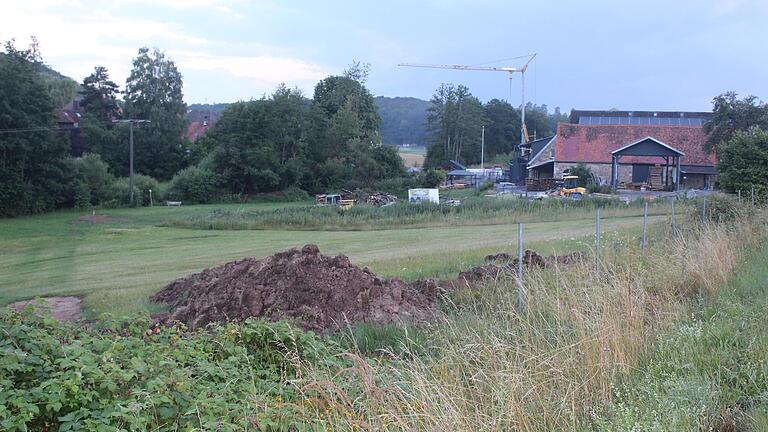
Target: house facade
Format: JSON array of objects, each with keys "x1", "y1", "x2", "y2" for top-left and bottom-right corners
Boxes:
[{"x1": 527, "y1": 110, "x2": 717, "y2": 190}]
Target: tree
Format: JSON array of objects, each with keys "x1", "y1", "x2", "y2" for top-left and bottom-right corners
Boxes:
[
  {"x1": 704, "y1": 92, "x2": 768, "y2": 154},
  {"x1": 424, "y1": 83, "x2": 485, "y2": 167},
  {"x1": 483, "y1": 99, "x2": 520, "y2": 157},
  {"x1": 80, "y1": 66, "x2": 120, "y2": 122},
  {"x1": 123, "y1": 47, "x2": 188, "y2": 180},
  {"x1": 716, "y1": 127, "x2": 768, "y2": 194},
  {"x1": 207, "y1": 87, "x2": 310, "y2": 194},
  {"x1": 0, "y1": 40, "x2": 69, "y2": 216}
]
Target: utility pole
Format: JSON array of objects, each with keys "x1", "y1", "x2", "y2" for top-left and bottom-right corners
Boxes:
[
  {"x1": 481, "y1": 125, "x2": 485, "y2": 171},
  {"x1": 113, "y1": 119, "x2": 150, "y2": 205}
]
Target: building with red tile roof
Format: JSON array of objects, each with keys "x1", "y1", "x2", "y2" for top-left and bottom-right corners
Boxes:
[{"x1": 527, "y1": 110, "x2": 717, "y2": 190}]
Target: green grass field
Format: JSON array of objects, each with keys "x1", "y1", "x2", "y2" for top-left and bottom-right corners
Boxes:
[{"x1": 0, "y1": 201, "x2": 668, "y2": 318}]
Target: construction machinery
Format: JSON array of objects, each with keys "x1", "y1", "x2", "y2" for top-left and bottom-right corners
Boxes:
[
  {"x1": 398, "y1": 54, "x2": 537, "y2": 146},
  {"x1": 559, "y1": 175, "x2": 587, "y2": 200}
]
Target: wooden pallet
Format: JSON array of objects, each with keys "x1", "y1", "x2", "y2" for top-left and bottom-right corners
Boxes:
[{"x1": 649, "y1": 166, "x2": 663, "y2": 190}]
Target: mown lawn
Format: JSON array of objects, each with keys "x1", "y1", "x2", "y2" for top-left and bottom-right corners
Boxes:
[{"x1": 0, "y1": 202, "x2": 669, "y2": 317}]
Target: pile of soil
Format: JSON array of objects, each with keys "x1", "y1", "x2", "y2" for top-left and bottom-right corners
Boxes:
[
  {"x1": 445, "y1": 250, "x2": 585, "y2": 290},
  {"x1": 152, "y1": 245, "x2": 439, "y2": 332},
  {"x1": 9, "y1": 296, "x2": 82, "y2": 322},
  {"x1": 485, "y1": 249, "x2": 585, "y2": 268}
]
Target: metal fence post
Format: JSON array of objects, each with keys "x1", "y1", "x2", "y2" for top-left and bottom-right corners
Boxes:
[
  {"x1": 595, "y1": 208, "x2": 601, "y2": 275},
  {"x1": 702, "y1": 197, "x2": 707, "y2": 222},
  {"x1": 738, "y1": 189, "x2": 742, "y2": 203},
  {"x1": 752, "y1": 187, "x2": 756, "y2": 208},
  {"x1": 516, "y1": 222, "x2": 525, "y2": 312},
  {"x1": 642, "y1": 202, "x2": 648, "y2": 255}
]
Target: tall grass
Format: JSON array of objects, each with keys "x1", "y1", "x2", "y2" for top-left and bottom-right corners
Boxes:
[
  {"x1": 300, "y1": 210, "x2": 766, "y2": 430},
  {"x1": 166, "y1": 197, "x2": 673, "y2": 231}
]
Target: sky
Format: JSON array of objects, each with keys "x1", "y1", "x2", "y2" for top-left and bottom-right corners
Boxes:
[{"x1": 2, "y1": 0, "x2": 768, "y2": 112}]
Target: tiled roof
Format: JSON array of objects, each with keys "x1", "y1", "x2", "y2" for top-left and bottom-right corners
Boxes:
[{"x1": 555, "y1": 123, "x2": 716, "y2": 166}]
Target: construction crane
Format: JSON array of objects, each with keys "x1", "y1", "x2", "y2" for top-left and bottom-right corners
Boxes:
[{"x1": 398, "y1": 53, "x2": 537, "y2": 146}]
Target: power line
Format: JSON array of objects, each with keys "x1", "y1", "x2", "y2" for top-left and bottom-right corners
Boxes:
[{"x1": 0, "y1": 126, "x2": 75, "y2": 134}]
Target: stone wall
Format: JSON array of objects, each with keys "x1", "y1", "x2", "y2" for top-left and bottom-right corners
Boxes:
[{"x1": 553, "y1": 162, "x2": 631, "y2": 185}]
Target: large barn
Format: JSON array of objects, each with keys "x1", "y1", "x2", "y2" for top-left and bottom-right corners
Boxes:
[{"x1": 526, "y1": 110, "x2": 717, "y2": 190}]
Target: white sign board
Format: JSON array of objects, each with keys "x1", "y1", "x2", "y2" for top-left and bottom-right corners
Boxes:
[{"x1": 408, "y1": 188, "x2": 439, "y2": 204}]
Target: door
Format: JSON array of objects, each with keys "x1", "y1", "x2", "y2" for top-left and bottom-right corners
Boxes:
[{"x1": 632, "y1": 164, "x2": 650, "y2": 183}]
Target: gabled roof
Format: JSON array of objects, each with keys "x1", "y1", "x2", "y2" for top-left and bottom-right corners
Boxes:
[
  {"x1": 528, "y1": 135, "x2": 555, "y2": 160},
  {"x1": 611, "y1": 136, "x2": 684, "y2": 156},
  {"x1": 555, "y1": 123, "x2": 716, "y2": 166},
  {"x1": 527, "y1": 135, "x2": 556, "y2": 169}
]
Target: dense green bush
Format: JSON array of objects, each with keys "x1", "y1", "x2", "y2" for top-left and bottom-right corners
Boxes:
[
  {"x1": 167, "y1": 166, "x2": 222, "y2": 204},
  {"x1": 105, "y1": 174, "x2": 162, "y2": 207},
  {"x1": 61, "y1": 154, "x2": 113, "y2": 208},
  {"x1": 423, "y1": 169, "x2": 446, "y2": 188},
  {"x1": 692, "y1": 193, "x2": 750, "y2": 224},
  {"x1": 0, "y1": 309, "x2": 343, "y2": 431}
]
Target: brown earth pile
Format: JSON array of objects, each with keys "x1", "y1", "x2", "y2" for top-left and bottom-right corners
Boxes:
[
  {"x1": 445, "y1": 250, "x2": 586, "y2": 290},
  {"x1": 151, "y1": 245, "x2": 439, "y2": 332}
]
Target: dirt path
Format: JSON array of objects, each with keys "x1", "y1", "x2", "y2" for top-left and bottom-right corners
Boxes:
[{"x1": 9, "y1": 296, "x2": 82, "y2": 322}]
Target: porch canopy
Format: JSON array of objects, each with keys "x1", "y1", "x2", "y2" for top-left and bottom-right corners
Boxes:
[{"x1": 610, "y1": 137, "x2": 685, "y2": 190}]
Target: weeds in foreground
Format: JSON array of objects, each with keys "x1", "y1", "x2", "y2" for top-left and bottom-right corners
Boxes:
[{"x1": 308, "y1": 214, "x2": 767, "y2": 431}]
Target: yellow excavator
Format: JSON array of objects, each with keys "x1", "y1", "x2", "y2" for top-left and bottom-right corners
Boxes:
[{"x1": 560, "y1": 175, "x2": 587, "y2": 200}]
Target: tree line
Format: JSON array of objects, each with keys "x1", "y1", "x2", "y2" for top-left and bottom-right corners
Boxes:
[
  {"x1": 0, "y1": 42, "x2": 411, "y2": 216},
  {"x1": 422, "y1": 83, "x2": 567, "y2": 168}
]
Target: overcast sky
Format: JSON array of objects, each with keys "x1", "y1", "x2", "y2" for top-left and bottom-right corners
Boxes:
[{"x1": 3, "y1": 0, "x2": 768, "y2": 111}]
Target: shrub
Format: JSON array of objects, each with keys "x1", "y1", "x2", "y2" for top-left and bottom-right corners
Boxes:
[
  {"x1": 423, "y1": 169, "x2": 446, "y2": 188},
  {"x1": 0, "y1": 312, "x2": 344, "y2": 431},
  {"x1": 567, "y1": 163, "x2": 592, "y2": 187},
  {"x1": 692, "y1": 193, "x2": 749, "y2": 224},
  {"x1": 588, "y1": 183, "x2": 613, "y2": 194},
  {"x1": 105, "y1": 174, "x2": 162, "y2": 207},
  {"x1": 167, "y1": 166, "x2": 222, "y2": 204},
  {"x1": 61, "y1": 153, "x2": 116, "y2": 208}
]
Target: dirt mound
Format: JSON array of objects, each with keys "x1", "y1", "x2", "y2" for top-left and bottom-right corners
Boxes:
[
  {"x1": 152, "y1": 245, "x2": 439, "y2": 331},
  {"x1": 444, "y1": 250, "x2": 586, "y2": 290},
  {"x1": 485, "y1": 249, "x2": 585, "y2": 268},
  {"x1": 9, "y1": 297, "x2": 82, "y2": 322}
]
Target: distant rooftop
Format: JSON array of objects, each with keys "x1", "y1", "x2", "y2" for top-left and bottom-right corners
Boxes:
[{"x1": 569, "y1": 109, "x2": 713, "y2": 127}]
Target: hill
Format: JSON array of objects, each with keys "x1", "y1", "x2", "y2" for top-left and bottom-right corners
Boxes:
[
  {"x1": 374, "y1": 96, "x2": 430, "y2": 146},
  {"x1": 0, "y1": 53, "x2": 79, "y2": 107}
]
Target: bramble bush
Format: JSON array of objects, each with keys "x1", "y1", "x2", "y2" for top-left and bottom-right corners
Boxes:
[{"x1": 0, "y1": 309, "x2": 345, "y2": 431}]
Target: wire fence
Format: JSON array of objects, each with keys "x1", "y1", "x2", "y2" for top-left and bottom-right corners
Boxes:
[{"x1": 512, "y1": 190, "x2": 762, "y2": 312}]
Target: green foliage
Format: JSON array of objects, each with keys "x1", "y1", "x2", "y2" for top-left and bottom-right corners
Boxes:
[
  {"x1": 424, "y1": 83, "x2": 486, "y2": 167},
  {"x1": 374, "y1": 96, "x2": 430, "y2": 146},
  {"x1": 207, "y1": 86, "x2": 310, "y2": 194},
  {"x1": 423, "y1": 169, "x2": 446, "y2": 188},
  {"x1": 80, "y1": 66, "x2": 120, "y2": 122},
  {"x1": 0, "y1": 311, "x2": 344, "y2": 431},
  {"x1": 123, "y1": 47, "x2": 188, "y2": 180},
  {"x1": 169, "y1": 196, "x2": 654, "y2": 231},
  {"x1": 336, "y1": 322, "x2": 427, "y2": 357},
  {"x1": 704, "y1": 92, "x2": 768, "y2": 154},
  {"x1": 167, "y1": 165, "x2": 222, "y2": 204},
  {"x1": 483, "y1": 99, "x2": 520, "y2": 156},
  {"x1": 692, "y1": 194, "x2": 750, "y2": 224},
  {"x1": 61, "y1": 153, "x2": 116, "y2": 208},
  {"x1": 424, "y1": 85, "x2": 566, "y2": 167},
  {"x1": 716, "y1": 127, "x2": 768, "y2": 195},
  {"x1": 106, "y1": 174, "x2": 161, "y2": 207},
  {"x1": 591, "y1": 239, "x2": 768, "y2": 431},
  {"x1": 0, "y1": 40, "x2": 69, "y2": 217},
  {"x1": 79, "y1": 114, "x2": 125, "y2": 175},
  {"x1": 568, "y1": 163, "x2": 592, "y2": 187}
]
